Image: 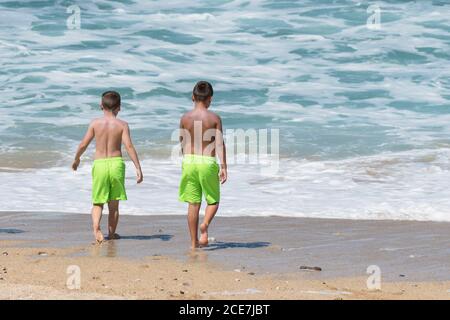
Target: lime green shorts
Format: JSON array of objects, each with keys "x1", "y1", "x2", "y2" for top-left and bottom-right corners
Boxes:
[
  {"x1": 92, "y1": 157, "x2": 127, "y2": 204},
  {"x1": 179, "y1": 154, "x2": 220, "y2": 205}
]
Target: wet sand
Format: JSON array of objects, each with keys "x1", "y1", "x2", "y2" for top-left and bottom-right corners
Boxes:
[{"x1": 0, "y1": 212, "x2": 449, "y2": 299}]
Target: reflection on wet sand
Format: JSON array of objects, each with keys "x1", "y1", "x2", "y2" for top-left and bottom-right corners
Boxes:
[
  {"x1": 90, "y1": 240, "x2": 118, "y2": 258},
  {"x1": 187, "y1": 249, "x2": 208, "y2": 264},
  {"x1": 106, "y1": 240, "x2": 118, "y2": 258}
]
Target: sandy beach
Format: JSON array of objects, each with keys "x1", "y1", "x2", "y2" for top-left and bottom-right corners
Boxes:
[{"x1": 0, "y1": 212, "x2": 449, "y2": 300}]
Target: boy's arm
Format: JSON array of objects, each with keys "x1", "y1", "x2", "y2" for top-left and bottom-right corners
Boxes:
[
  {"x1": 122, "y1": 123, "x2": 143, "y2": 184},
  {"x1": 179, "y1": 117, "x2": 184, "y2": 155},
  {"x1": 216, "y1": 116, "x2": 227, "y2": 184},
  {"x1": 72, "y1": 122, "x2": 95, "y2": 171}
]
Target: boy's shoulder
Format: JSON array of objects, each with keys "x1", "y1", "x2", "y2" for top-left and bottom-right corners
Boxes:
[
  {"x1": 89, "y1": 117, "x2": 102, "y2": 127},
  {"x1": 90, "y1": 117, "x2": 128, "y2": 127},
  {"x1": 207, "y1": 109, "x2": 220, "y2": 117},
  {"x1": 205, "y1": 110, "x2": 221, "y2": 123},
  {"x1": 181, "y1": 109, "x2": 195, "y2": 117},
  {"x1": 180, "y1": 110, "x2": 193, "y2": 123},
  {"x1": 181, "y1": 109, "x2": 221, "y2": 120},
  {"x1": 115, "y1": 118, "x2": 128, "y2": 126}
]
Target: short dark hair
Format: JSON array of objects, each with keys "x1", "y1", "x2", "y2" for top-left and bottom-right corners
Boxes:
[
  {"x1": 193, "y1": 81, "x2": 213, "y2": 101},
  {"x1": 102, "y1": 91, "x2": 121, "y2": 110}
]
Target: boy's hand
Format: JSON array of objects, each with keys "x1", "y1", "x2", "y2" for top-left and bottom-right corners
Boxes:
[
  {"x1": 72, "y1": 158, "x2": 80, "y2": 171},
  {"x1": 136, "y1": 169, "x2": 143, "y2": 184},
  {"x1": 219, "y1": 168, "x2": 227, "y2": 184}
]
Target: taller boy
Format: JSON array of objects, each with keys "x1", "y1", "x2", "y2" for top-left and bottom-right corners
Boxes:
[
  {"x1": 72, "y1": 91, "x2": 143, "y2": 243},
  {"x1": 179, "y1": 81, "x2": 227, "y2": 249}
]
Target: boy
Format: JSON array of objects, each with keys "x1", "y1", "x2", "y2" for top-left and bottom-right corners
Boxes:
[
  {"x1": 179, "y1": 81, "x2": 227, "y2": 249},
  {"x1": 72, "y1": 91, "x2": 143, "y2": 244}
]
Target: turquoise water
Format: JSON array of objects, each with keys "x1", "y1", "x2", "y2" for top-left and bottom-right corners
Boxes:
[{"x1": 0, "y1": 1, "x2": 450, "y2": 220}]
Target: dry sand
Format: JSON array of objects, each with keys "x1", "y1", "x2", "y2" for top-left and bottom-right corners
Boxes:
[{"x1": 0, "y1": 244, "x2": 449, "y2": 300}]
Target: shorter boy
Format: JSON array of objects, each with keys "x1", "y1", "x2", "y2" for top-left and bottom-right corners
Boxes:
[
  {"x1": 72, "y1": 91, "x2": 143, "y2": 243},
  {"x1": 179, "y1": 81, "x2": 227, "y2": 249}
]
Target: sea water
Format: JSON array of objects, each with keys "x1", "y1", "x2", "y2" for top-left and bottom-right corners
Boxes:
[{"x1": 0, "y1": 0, "x2": 449, "y2": 221}]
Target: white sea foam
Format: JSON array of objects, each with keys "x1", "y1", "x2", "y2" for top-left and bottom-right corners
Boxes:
[{"x1": 0, "y1": 147, "x2": 449, "y2": 221}]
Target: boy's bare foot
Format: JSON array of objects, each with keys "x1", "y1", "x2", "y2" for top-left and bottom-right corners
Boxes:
[
  {"x1": 191, "y1": 241, "x2": 200, "y2": 250},
  {"x1": 199, "y1": 223, "x2": 209, "y2": 247},
  {"x1": 108, "y1": 233, "x2": 121, "y2": 240},
  {"x1": 94, "y1": 230, "x2": 104, "y2": 244}
]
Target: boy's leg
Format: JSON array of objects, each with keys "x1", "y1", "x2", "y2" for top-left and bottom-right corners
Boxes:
[
  {"x1": 187, "y1": 203, "x2": 201, "y2": 249},
  {"x1": 108, "y1": 200, "x2": 120, "y2": 239},
  {"x1": 199, "y1": 203, "x2": 219, "y2": 246},
  {"x1": 91, "y1": 204, "x2": 104, "y2": 243},
  {"x1": 198, "y1": 159, "x2": 220, "y2": 247}
]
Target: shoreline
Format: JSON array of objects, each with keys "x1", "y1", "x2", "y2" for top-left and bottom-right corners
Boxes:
[
  {"x1": 2, "y1": 209, "x2": 450, "y2": 223},
  {"x1": 1, "y1": 212, "x2": 449, "y2": 299}
]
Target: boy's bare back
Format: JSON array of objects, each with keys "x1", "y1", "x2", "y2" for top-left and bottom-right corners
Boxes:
[
  {"x1": 180, "y1": 109, "x2": 222, "y2": 157},
  {"x1": 91, "y1": 117, "x2": 128, "y2": 159},
  {"x1": 72, "y1": 90, "x2": 142, "y2": 183}
]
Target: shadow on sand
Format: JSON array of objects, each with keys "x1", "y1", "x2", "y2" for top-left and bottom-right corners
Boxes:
[
  {"x1": 204, "y1": 241, "x2": 270, "y2": 251},
  {"x1": 0, "y1": 228, "x2": 25, "y2": 234},
  {"x1": 107, "y1": 234, "x2": 173, "y2": 241}
]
